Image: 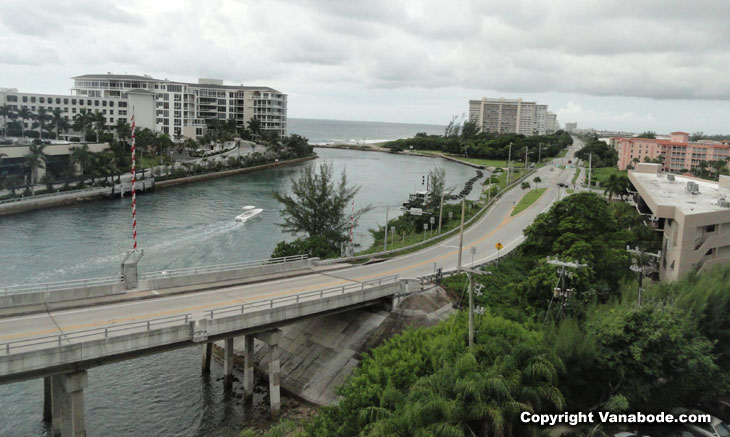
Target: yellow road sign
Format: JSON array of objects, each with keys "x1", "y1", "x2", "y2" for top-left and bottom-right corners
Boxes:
[{"x1": 495, "y1": 242, "x2": 503, "y2": 250}]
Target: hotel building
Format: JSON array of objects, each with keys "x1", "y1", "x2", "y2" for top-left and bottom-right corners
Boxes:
[
  {"x1": 0, "y1": 73, "x2": 287, "y2": 140},
  {"x1": 614, "y1": 131, "x2": 730, "y2": 172},
  {"x1": 468, "y1": 97, "x2": 559, "y2": 136},
  {"x1": 629, "y1": 163, "x2": 730, "y2": 281}
]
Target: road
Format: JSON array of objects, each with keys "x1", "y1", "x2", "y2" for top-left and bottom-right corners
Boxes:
[{"x1": 0, "y1": 140, "x2": 582, "y2": 350}]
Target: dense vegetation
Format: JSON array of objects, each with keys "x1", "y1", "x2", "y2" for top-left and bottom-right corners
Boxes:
[
  {"x1": 293, "y1": 192, "x2": 729, "y2": 436},
  {"x1": 383, "y1": 127, "x2": 573, "y2": 163},
  {"x1": 574, "y1": 137, "x2": 618, "y2": 168}
]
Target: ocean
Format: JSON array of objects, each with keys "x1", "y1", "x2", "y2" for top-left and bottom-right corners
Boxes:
[{"x1": 287, "y1": 117, "x2": 444, "y2": 145}]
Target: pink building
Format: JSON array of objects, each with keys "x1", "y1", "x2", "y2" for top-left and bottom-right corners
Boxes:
[{"x1": 614, "y1": 132, "x2": 730, "y2": 172}]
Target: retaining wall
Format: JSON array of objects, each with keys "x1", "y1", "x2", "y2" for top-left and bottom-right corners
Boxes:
[{"x1": 0, "y1": 283, "x2": 126, "y2": 309}]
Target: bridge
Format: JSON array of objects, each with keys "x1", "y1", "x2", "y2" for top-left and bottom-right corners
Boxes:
[{"x1": 0, "y1": 142, "x2": 581, "y2": 436}]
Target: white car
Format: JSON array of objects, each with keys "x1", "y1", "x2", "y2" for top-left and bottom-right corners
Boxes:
[{"x1": 673, "y1": 408, "x2": 730, "y2": 437}]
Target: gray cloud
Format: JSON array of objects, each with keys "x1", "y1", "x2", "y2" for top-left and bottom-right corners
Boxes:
[{"x1": 2, "y1": 0, "x2": 730, "y2": 131}]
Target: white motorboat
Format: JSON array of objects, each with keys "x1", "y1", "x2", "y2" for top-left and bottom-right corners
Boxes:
[{"x1": 235, "y1": 205, "x2": 263, "y2": 222}]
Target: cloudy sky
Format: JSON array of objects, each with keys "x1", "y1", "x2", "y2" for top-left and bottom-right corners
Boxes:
[{"x1": 2, "y1": 0, "x2": 730, "y2": 134}]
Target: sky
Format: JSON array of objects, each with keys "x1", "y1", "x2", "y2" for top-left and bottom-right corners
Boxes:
[{"x1": 1, "y1": 0, "x2": 730, "y2": 134}]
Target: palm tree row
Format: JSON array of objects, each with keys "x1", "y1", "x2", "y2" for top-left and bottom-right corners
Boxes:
[{"x1": 0, "y1": 104, "x2": 124, "y2": 143}]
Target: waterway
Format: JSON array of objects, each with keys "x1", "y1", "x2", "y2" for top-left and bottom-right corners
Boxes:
[{"x1": 0, "y1": 147, "x2": 480, "y2": 436}]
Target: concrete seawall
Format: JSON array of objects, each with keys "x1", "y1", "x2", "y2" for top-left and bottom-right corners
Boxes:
[
  {"x1": 155, "y1": 155, "x2": 317, "y2": 189},
  {"x1": 0, "y1": 155, "x2": 317, "y2": 217},
  {"x1": 220, "y1": 286, "x2": 454, "y2": 405}
]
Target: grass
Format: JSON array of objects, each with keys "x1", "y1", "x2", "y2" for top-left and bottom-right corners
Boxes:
[
  {"x1": 511, "y1": 188, "x2": 546, "y2": 216},
  {"x1": 571, "y1": 167, "x2": 580, "y2": 185},
  {"x1": 139, "y1": 154, "x2": 173, "y2": 169},
  {"x1": 566, "y1": 188, "x2": 574, "y2": 194},
  {"x1": 589, "y1": 167, "x2": 626, "y2": 187}
]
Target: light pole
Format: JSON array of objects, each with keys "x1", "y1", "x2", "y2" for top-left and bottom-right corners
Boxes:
[
  {"x1": 507, "y1": 142, "x2": 513, "y2": 186},
  {"x1": 457, "y1": 197, "x2": 465, "y2": 273},
  {"x1": 437, "y1": 190, "x2": 444, "y2": 234},
  {"x1": 383, "y1": 206, "x2": 402, "y2": 251}
]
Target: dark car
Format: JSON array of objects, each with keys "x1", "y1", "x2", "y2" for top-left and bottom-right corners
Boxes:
[{"x1": 557, "y1": 182, "x2": 568, "y2": 188}]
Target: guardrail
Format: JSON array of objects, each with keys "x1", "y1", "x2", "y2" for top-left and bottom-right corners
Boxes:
[
  {"x1": 0, "y1": 313, "x2": 191, "y2": 355},
  {"x1": 139, "y1": 254, "x2": 308, "y2": 280},
  {"x1": 317, "y1": 169, "x2": 536, "y2": 265},
  {"x1": 204, "y1": 274, "x2": 400, "y2": 320},
  {"x1": 0, "y1": 275, "x2": 124, "y2": 296},
  {"x1": 0, "y1": 186, "x2": 110, "y2": 205}
]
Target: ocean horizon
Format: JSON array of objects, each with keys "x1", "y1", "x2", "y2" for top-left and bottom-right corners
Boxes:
[{"x1": 287, "y1": 117, "x2": 445, "y2": 145}]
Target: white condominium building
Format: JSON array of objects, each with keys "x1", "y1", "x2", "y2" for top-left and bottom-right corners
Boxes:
[
  {"x1": 0, "y1": 73, "x2": 287, "y2": 140},
  {"x1": 468, "y1": 97, "x2": 559, "y2": 136}
]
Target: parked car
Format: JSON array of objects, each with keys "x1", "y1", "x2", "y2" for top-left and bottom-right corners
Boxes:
[
  {"x1": 557, "y1": 182, "x2": 568, "y2": 188},
  {"x1": 672, "y1": 408, "x2": 730, "y2": 437},
  {"x1": 698, "y1": 399, "x2": 730, "y2": 424}
]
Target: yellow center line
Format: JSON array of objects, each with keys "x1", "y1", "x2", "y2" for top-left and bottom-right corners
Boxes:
[{"x1": 2, "y1": 186, "x2": 529, "y2": 343}]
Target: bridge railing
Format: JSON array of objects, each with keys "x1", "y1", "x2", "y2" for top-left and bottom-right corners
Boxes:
[
  {"x1": 139, "y1": 254, "x2": 308, "y2": 280},
  {"x1": 0, "y1": 275, "x2": 124, "y2": 296},
  {"x1": 0, "y1": 313, "x2": 192, "y2": 355},
  {"x1": 204, "y1": 274, "x2": 401, "y2": 320}
]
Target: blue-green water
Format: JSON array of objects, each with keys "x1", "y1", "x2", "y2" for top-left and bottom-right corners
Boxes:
[
  {"x1": 0, "y1": 147, "x2": 481, "y2": 436},
  {"x1": 288, "y1": 118, "x2": 444, "y2": 145}
]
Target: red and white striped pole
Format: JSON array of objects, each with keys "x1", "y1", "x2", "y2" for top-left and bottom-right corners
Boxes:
[{"x1": 131, "y1": 114, "x2": 138, "y2": 250}]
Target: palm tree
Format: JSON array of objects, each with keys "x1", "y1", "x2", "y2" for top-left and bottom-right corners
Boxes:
[
  {"x1": 0, "y1": 104, "x2": 13, "y2": 138},
  {"x1": 73, "y1": 108, "x2": 92, "y2": 142},
  {"x1": 92, "y1": 110, "x2": 106, "y2": 142},
  {"x1": 603, "y1": 173, "x2": 623, "y2": 201},
  {"x1": 114, "y1": 118, "x2": 131, "y2": 142},
  {"x1": 521, "y1": 181, "x2": 531, "y2": 191},
  {"x1": 35, "y1": 108, "x2": 49, "y2": 139},
  {"x1": 69, "y1": 144, "x2": 92, "y2": 179},
  {"x1": 247, "y1": 117, "x2": 262, "y2": 139},
  {"x1": 17, "y1": 107, "x2": 33, "y2": 138},
  {"x1": 51, "y1": 108, "x2": 70, "y2": 140},
  {"x1": 533, "y1": 176, "x2": 541, "y2": 189},
  {"x1": 24, "y1": 143, "x2": 48, "y2": 194},
  {"x1": 95, "y1": 150, "x2": 118, "y2": 184}
]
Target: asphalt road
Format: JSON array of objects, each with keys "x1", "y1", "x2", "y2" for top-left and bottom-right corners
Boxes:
[{"x1": 0, "y1": 140, "x2": 582, "y2": 350}]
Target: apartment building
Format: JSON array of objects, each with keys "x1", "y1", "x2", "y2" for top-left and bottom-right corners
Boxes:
[
  {"x1": 614, "y1": 132, "x2": 730, "y2": 172},
  {"x1": 0, "y1": 73, "x2": 287, "y2": 140},
  {"x1": 468, "y1": 97, "x2": 559, "y2": 136},
  {"x1": 629, "y1": 163, "x2": 730, "y2": 281}
]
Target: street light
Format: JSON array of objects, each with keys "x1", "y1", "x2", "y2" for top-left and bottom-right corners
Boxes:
[{"x1": 383, "y1": 206, "x2": 403, "y2": 251}]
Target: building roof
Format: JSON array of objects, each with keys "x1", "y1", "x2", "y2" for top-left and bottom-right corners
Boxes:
[
  {"x1": 630, "y1": 170, "x2": 730, "y2": 215},
  {"x1": 72, "y1": 74, "x2": 163, "y2": 82},
  {"x1": 70, "y1": 73, "x2": 283, "y2": 94},
  {"x1": 671, "y1": 131, "x2": 689, "y2": 135}
]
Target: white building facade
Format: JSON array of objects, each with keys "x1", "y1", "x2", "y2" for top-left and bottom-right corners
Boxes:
[
  {"x1": 468, "y1": 97, "x2": 560, "y2": 136},
  {"x1": 0, "y1": 73, "x2": 287, "y2": 140}
]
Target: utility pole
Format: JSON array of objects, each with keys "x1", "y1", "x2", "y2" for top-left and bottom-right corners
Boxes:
[
  {"x1": 587, "y1": 153, "x2": 592, "y2": 191},
  {"x1": 545, "y1": 257, "x2": 587, "y2": 322},
  {"x1": 457, "y1": 197, "x2": 465, "y2": 273},
  {"x1": 525, "y1": 146, "x2": 529, "y2": 169},
  {"x1": 507, "y1": 142, "x2": 513, "y2": 186},
  {"x1": 437, "y1": 190, "x2": 444, "y2": 234},
  {"x1": 538, "y1": 142, "x2": 542, "y2": 165},
  {"x1": 383, "y1": 208, "x2": 390, "y2": 252},
  {"x1": 626, "y1": 246, "x2": 661, "y2": 306},
  {"x1": 461, "y1": 267, "x2": 492, "y2": 348}
]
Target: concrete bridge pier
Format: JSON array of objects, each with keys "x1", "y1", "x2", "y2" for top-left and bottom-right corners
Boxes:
[
  {"x1": 243, "y1": 335, "x2": 254, "y2": 402},
  {"x1": 201, "y1": 342, "x2": 212, "y2": 373},
  {"x1": 43, "y1": 376, "x2": 52, "y2": 422},
  {"x1": 51, "y1": 370, "x2": 88, "y2": 437},
  {"x1": 255, "y1": 329, "x2": 282, "y2": 418},
  {"x1": 223, "y1": 337, "x2": 234, "y2": 389}
]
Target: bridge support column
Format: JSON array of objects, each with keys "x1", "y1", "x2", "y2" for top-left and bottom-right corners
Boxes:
[
  {"x1": 201, "y1": 342, "x2": 212, "y2": 373},
  {"x1": 269, "y1": 343, "x2": 281, "y2": 418},
  {"x1": 51, "y1": 376, "x2": 63, "y2": 436},
  {"x1": 43, "y1": 376, "x2": 52, "y2": 422},
  {"x1": 243, "y1": 335, "x2": 254, "y2": 402},
  {"x1": 255, "y1": 329, "x2": 282, "y2": 418},
  {"x1": 223, "y1": 337, "x2": 234, "y2": 389},
  {"x1": 58, "y1": 370, "x2": 88, "y2": 437}
]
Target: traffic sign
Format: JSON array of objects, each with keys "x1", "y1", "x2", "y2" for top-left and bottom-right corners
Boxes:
[
  {"x1": 495, "y1": 242, "x2": 503, "y2": 250},
  {"x1": 409, "y1": 208, "x2": 423, "y2": 216}
]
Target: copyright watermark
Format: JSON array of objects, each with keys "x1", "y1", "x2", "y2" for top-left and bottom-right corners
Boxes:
[{"x1": 520, "y1": 411, "x2": 712, "y2": 426}]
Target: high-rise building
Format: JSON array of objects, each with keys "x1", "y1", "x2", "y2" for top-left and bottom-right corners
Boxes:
[
  {"x1": 565, "y1": 122, "x2": 577, "y2": 132},
  {"x1": 0, "y1": 73, "x2": 287, "y2": 141},
  {"x1": 468, "y1": 97, "x2": 558, "y2": 136}
]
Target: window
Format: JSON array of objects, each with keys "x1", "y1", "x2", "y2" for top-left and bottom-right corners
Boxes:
[
  {"x1": 119, "y1": 102, "x2": 127, "y2": 108},
  {"x1": 22, "y1": 96, "x2": 28, "y2": 102},
  {"x1": 72, "y1": 99, "x2": 76, "y2": 105},
  {"x1": 87, "y1": 100, "x2": 92, "y2": 105},
  {"x1": 109, "y1": 101, "x2": 114, "y2": 107},
  {"x1": 102, "y1": 101, "x2": 107, "y2": 107},
  {"x1": 94, "y1": 100, "x2": 99, "y2": 106},
  {"x1": 109, "y1": 117, "x2": 114, "y2": 123},
  {"x1": 707, "y1": 224, "x2": 716, "y2": 232},
  {"x1": 110, "y1": 110, "x2": 114, "y2": 115},
  {"x1": 7, "y1": 95, "x2": 17, "y2": 102},
  {"x1": 31, "y1": 96, "x2": 36, "y2": 103},
  {"x1": 56, "y1": 98, "x2": 61, "y2": 104}
]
